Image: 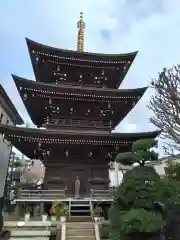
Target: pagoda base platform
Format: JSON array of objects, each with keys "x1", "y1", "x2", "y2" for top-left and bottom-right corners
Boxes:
[{"x1": 13, "y1": 197, "x2": 112, "y2": 221}]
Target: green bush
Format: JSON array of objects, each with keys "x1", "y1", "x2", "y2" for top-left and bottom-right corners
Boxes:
[
  {"x1": 109, "y1": 166, "x2": 165, "y2": 240},
  {"x1": 119, "y1": 208, "x2": 164, "y2": 235},
  {"x1": 109, "y1": 202, "x2": 122, "y2": 228},
  {"x1": 109, "y1": 202, "x2": 122, "y2": 240},
  {"x1": 115, "y1": 138, "x2": 158, "y2": 166},
  {"x1": 109, "y1": 138, "x2": 174, "y2": 240},
  {"x1": 114, "y1": 166, "x2": 160, "y2": 211}
]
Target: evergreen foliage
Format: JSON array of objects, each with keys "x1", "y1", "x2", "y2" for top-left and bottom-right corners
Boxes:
[
  {"x1": 119, "y1": 208, "x2": 164, "y2": 234},
  {"x1": 109, "y1": 166, "x2": 165, "y2": 239},
  {"x1": 109, "y1": 138, "x2": 165, "y2": 240},
  {"x1": 114, "y1": 166, "x2": 160, "y2": 210},
  {"x1": 154, "y1": 178, "x2": 180, "y2": 207},
  {"x1": 115, "y1": 138, "x2": 158, "y2": 166},
  {"x1": 109, "y1": 202, "x2": 122, "y2": 240},
  {"x1": 165, "y1": 162, "x2": 180, "y2": 181}
]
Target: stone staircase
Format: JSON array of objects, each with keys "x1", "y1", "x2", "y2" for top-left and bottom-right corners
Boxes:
[
  {"x1": 69, "y1": 199, "x2": 92, "y2": 222},
  {"x1": 66, "y1": 222, "x2": 95, "y2": 240},
  {"x1": 4, "y1": 221, "x2": 57, "y2": 239}
]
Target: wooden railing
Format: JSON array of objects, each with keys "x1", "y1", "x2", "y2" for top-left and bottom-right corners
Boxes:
[
  {"x1": 19, "y1": 189, "x2": 66, "y2": 199},
  {"x1": 17, "y1": 188, "x2": 116, "y2": 200},
  {"x1": 52, "y1": 81, "x2": 107, "y2": 89},
  {"x1": 44, "y1": 118, "x2": 110, "y2": 129},
  {"x1": 90, "y1": 187, "x2": 115, "y2": 199}
]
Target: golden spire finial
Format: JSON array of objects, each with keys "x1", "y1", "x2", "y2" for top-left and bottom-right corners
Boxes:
[{"x1": 77, "y1": 12, "x2": 85, "y2": 52}]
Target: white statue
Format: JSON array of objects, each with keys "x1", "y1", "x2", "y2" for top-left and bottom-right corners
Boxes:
[{"x1": 75, "y1": 176, "x2": 80, "y2": 198}]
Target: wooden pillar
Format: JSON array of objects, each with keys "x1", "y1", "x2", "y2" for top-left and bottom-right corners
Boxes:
[
  {"x1": 40, "y1": 203, "x2": 44, "y2": 215},
  {"x1": 15, "y1": 204, "x2": 20, "y2": 217},
  {"x1": 16, "y1": 188, "x2": 21, "y2": 199},
  {"x1": 33, "y1": 204, "x2": 36, "y2": 217}
]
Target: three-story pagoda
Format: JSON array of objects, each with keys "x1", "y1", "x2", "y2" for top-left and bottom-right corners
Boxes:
[{"x1": 0, "y1": 13, "x2": 160, "y2": 196}]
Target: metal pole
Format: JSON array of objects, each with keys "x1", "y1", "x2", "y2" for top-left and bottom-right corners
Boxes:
[{"x1": 115, "y1": 162, "x2": 119, "y2": 187}]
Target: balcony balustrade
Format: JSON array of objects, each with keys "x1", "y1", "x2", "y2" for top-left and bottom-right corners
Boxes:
[
  {"x1": 18, "y1": 189, "x2": 66, "y2": 199},
  {"x1": 17, "y1": 187, "x2": 115, "y2": 200},
  {"x1": 43, "y1": 118, "x2": 110, "y2": 130}
]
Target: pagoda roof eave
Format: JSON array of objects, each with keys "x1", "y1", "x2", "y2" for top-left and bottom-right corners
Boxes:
[
  {"x1": 0, "y1": 124, "x2": 161, "y2": 139},
  {"x1": 12, "y1": 75, "x2": 148, "y2": 96},
  {"x1": 26, "y1": 38, "x2": 138, "y2": 60},
  {"x1": 0, "y1": 124, "x2": 160, "y2": 159},
  {"x1": 12, "y1": 75, "x2": 148, "y2": 128}
]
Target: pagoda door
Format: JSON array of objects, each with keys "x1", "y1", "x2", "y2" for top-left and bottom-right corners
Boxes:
[{"x1": 69, "y1": 167, "x2": 88, "y2": 197}]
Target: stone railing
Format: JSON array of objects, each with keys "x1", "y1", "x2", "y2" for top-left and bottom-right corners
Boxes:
[
  {"x1": 4, "y1": 221, "x2": 60, "y2": 239},
  {"x1": 94, "y1": 222, "x2": 101, "y2": 240}
]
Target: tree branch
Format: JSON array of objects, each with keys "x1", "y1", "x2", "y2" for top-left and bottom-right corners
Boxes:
[{"x1": 148, "y1": 66, "x2": 180, "y2": 155}]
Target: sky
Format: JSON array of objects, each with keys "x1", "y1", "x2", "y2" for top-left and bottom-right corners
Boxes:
[{"x1": 1, "y1": 0, "x2": 180, "y2": 157}]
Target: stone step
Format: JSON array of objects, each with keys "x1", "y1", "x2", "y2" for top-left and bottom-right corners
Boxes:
[
  {"x1": 67, "y1": 228, "x2": 94, "y2": 236},
  {"x1": 70, "y1": 202, "x2": 91, "y2": 208},
  {"x1": 67, "y1": 236, "x2": 95, "y2": 240},
  {"x1": 70, "y1": 200, "x2": 91, "y2": 219},
  {"x1": 70, "y1": 214, "x2": 91, "y2": 218},
  {"x1": 71, "y1": 209, "x2": 90, "y2": 212},
  {"x1": 71, "y1": 204, "x2": 90, "y2": 207},
  {"x1": 70, "y1": 206, "x2": 90, "y2": 210},
  {"x1": 69, "y1": 216, "x2": 92, "y2": 222},
  {"x1": 70, "y1": 200, "x2": 90, "y2": 203},
  {"x1": 67, "y1": 222, "x2": 94, "y2": 229}
]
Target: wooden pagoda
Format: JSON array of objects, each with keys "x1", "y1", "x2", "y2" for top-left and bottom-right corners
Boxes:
[{"x1": 0, "y1": 13, "x2": 160, "y2": 198}]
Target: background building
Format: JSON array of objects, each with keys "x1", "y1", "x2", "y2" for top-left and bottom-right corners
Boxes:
[
  {"x1": 109, "y1": 155, "x2": 180, "y2": 186},
  {"x1": 0, "y1": 84, "x2": 23, "y2": 199},
  {"x1": 4, "y1": 151, "x2": 25, "y2": 201},
  {"x1": 153, "y1": 155, "x2": 180, "y2": 177}
]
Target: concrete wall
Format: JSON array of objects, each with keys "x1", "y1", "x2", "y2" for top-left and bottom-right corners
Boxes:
[{"x1": 0, "y1": 104, "x2": 14, "y2": 198}]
